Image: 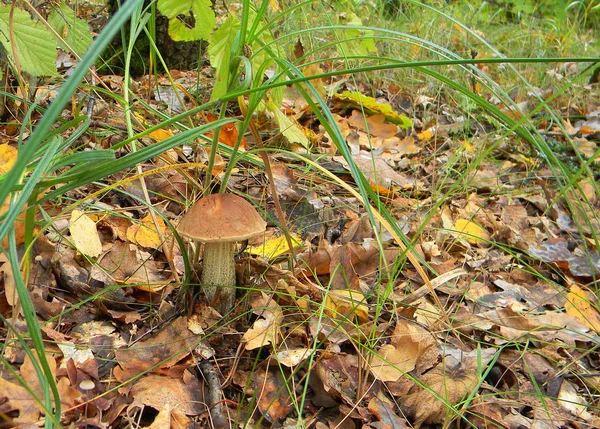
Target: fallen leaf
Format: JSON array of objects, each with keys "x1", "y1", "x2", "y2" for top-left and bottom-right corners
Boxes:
[
  {"x1": 335, "y1": 91, "x2": 413, "y2": 128},
  {"x1": 347, "y1": 110, "x2": 399, "y2": 138},
  {"x1": 276, "y1": 348, "x2": 312, "y2": 367},
  {"x1": 0, "y1": 143, "x2": 18, "y2": 174},
  {"x1": 148, "y1": 128, "x2": 175, "y2": 141},
  {"x1": 565, "y1": 284, "x2": 600, "y2": 332},
  {"x1": 246, "y1": 233, "x2": 302, "y2": 259},
  {"x1": 69, "y1": 210, "x2": 103, "y2": 257},
  {"x1": 370, "y1": 320, "x2": 438, "y2": 382},
  {"x1": 205, "y1": 112, "x2": 246, "y2": 149},
  {"x1": 401, "y1": 357, "x2": 480, "y2": 428},
  {"x1": 254, "y1": 363, "x2": 292, "y2": 423},
  {"x1": 243, "y1": 293, "x2": 283, "y2": 350},
  {"x1": 126, "y1": 213, "x2": 166, "y2": 249},
  {"x1": 325, "y1": 289, "x2": 369, "y2": 323},
  {"x1": 368, "y1": 396, "x2": 410, "y2": 428},
  {"x1": 453, "y1": 218, "x2": 490, "y2": 244},
  {"x1": 114, "y1": 317, "x2": 197, "y2": 382}
]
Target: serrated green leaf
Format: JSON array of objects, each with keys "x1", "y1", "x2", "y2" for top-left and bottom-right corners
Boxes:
[
  {"x1": 0, "y1": 5, "x2": 56, "y2": 76},
  {"x1": 48, "y1": 2, "x2": 93, "y2": 56},
  {"x1": 208, "y1": 15, "x2": 239, "y2": 100},
  {"x1": 158, "y1": 0, "x2": 215, "y2": 42}
]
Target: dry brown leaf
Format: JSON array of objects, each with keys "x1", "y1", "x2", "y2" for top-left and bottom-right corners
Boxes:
[
  {"x1": 243, "y1": 293, "x2": 283, "y2": 350},
  {"x1": 114, "y1": 317, "x2": 197, "y2": 381},
  {"x1": 275, "y1": 348, "x2": 312, "y2": 367},
  {"x1": 368, "y1": 396, "x2": 410, "y2": 428},
  {"x1": 401, "y1": 357, "x2": 479, "y2": 428},
  {"x1": 129, "y1": 371, "x2": 205, "y2": 422},
  {"x1": 370, "y1": 320, "x2": 438, "y2": 382},
  {"x1": 348, "y1": 110, "x2": 399, "y2": 138},
  {"x1": 254, "y1": 364, "x2": 292, "y2": 424}
]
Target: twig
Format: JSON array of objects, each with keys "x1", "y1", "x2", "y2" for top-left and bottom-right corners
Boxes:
[{"x1": 200, "y1": 359, "x2": 229, "y2": 429}]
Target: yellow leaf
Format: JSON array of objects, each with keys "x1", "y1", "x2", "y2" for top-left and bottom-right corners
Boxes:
[
  {"x1": 336, "y1": 91, "x2": 413, "y2": 128},
  {"x1": 126, "y1": 214, "x2": 165, "y2": 249},
  {"x1": 325, "y1": 289, "x2": 369, "y2": 323},
  {"x1": 0, "y1": 143, "x2": 18, "y2": 175},
  {"x1": 453, "y1": 218, "x2": 489, "y2": 244},
  {"x1": 246, "y1": 233, "x2": 302, "y2": 259},
  {"x1": 268, "y1": 100, "x2": 310, "y2": 148},
  {"x1": 70, "y1": 210, "x2": 102, "y2": 258},
  {"x1": 566, "y1": 285, "x2": 600, "y2": 332},
  {"x1": 416, "y1": 128, "x2": 434, "y2": 141},
  {"x1": 148, "y1": 128, "x2": 174, "y2": 141}
]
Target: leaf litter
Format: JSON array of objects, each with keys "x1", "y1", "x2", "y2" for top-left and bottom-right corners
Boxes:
[{"x1": 1, "y1": 6, "x2": 600, "y2": 429}]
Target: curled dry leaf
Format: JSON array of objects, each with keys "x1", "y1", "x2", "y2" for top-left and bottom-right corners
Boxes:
[
  {"x1": 370, "y1": 319, "x2": 439, "y2": 382},
  {"x1": 243, "y1": 293, "x2": 283, "y2": 350},
  {"x1": 401, "y1": 357, "x2": 480, "y2": 428},
  {"x1": 368, "y1": 396, "x2": 410, "y2": 429}
]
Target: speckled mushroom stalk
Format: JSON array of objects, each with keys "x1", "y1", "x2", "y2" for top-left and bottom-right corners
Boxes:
[{"x1": 201, "y1": 241, "x2": 236, "y2": 310}]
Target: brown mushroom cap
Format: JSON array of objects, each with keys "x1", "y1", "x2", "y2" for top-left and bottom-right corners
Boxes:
[{"x1": 177, "y1": 194, "x2": 266, "y2": 242}]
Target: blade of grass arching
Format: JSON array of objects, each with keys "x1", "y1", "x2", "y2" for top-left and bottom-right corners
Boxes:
[
  {"x1": 220, "y1": 56, "x2": 599, "y2": 104},
  {"x1": 39, "y1": 118, "x2": 236, "y2": 200},
  {"x1": 3, "y1": 137, "x2": 62, "y2": 428},
  {"x1": 7, "y1": 227, "x2": 61, "y2": 429},
  {"x1": 0, "y1": 0, "x2": 145, "y2": 243},
  {"x1": 277, "y1": 59, "x2": 446, "y2": 308}
]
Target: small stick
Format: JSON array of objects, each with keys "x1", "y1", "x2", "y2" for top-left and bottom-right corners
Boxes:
[{"x1": 200, "y1": 359, "x2": 228, "y2": 429}]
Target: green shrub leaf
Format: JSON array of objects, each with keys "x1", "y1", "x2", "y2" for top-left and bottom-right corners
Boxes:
[
  {"x1": 157, "y1": 0, "x2": 215, "y2": 42},
  {"x1": 48, "y1": 2, "x2": 93, "y2": 56},
  {"x1": 208, "y1": 15, "x2": 239, "y2": 100},
  {"x1": 0, "y1": 5, "x2": 56, "y2": 76}
]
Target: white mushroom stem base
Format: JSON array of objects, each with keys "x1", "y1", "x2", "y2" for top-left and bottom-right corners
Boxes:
[{"x1": 201, "y1": 241, "x2": 236, "y2": 314}]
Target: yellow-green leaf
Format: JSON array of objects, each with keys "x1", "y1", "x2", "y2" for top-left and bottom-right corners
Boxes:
[{"x1": 336, "y1": 91, "x2": 412, "y2": 128}]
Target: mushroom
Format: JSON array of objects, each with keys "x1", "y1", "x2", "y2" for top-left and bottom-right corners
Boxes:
[{"x1": 177, "y1": 193, "x2": 266, "y2": 314}]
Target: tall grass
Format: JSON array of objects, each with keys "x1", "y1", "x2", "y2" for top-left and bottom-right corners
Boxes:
[{"x1": 1, "y1": 0, "x2": 599, "y2": 427}]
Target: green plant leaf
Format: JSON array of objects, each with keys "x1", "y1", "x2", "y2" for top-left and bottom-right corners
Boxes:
[
  {"x1": 337, "y1": 12, "x2": 377, "y2": 57},
  {"x1": 208, "y1": 15, "x2": 240, "y2": 100},
  {"x1": 157, "y1": 0, "x2": 215, "y2": 42},
  {"x1": 336, "y1": 90, "x2": 413, "y2": 128},
  {"x1": 0, "y1": 5, "x2": 56, "y2": 76},
  {"x1": 48, "y1": 2, "x2": 93, "y2": 56}
]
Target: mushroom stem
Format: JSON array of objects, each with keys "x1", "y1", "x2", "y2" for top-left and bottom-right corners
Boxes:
[{"x1": 201, "y1": 241, "x2": 236, "y2": 314}]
